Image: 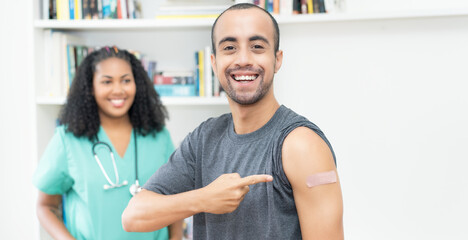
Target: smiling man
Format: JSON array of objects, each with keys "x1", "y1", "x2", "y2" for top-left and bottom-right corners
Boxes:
[{"x1": 122, "y1": 3, "x2": 343, "y2": 239}]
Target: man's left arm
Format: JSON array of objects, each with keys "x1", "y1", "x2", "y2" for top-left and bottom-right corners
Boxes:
[{"x1": 282, "y1": 127, "x2": 344, "y2": 240}]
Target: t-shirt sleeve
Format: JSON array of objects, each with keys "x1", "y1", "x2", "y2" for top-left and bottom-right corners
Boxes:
[
  {"x1": 32, "y1": 128, "x2": 74, "y2": 195},
  {"x1": 144, "y1": 131, "x2": 197, "y2": 195}
]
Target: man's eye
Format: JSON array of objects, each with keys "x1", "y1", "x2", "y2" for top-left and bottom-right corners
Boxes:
[
  {"x1": 223, "y1": 46, "x2": 235, "y2": 51},
  {"x1": 253, "y1": 45, "x2": 264, "y2": 49}
]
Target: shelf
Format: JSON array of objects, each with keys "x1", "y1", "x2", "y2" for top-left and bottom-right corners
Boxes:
[
  {"x1": 34, "y1": 9, "x2": 468, "y2": 30},
  {"x1": 33, "y1": 18, "x2": 216, "y2": 30},
  {"x1": 275, "y1": 8, "x2": 468, "y2": 24},
  {"x1": 36, "y1": 96, "x2": 228, "y2": 106}
]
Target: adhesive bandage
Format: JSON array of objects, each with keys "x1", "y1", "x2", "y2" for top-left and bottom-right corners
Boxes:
[{"x1": 306, "y1": 170, "x2": 337, "y2": 188}]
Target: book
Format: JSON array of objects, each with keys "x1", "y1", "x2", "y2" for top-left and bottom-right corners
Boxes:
[
  {"x1": 204, "y1": 46, "x2": 213, "y2": 97},
  {"x1": 69, "y1": 0, "x2": 75, "y2": 20},
  {"x1": 82, "y1": 0, "x2": 90, "y2": 19},
  {"x1": 198, "y1": 49, "x2": 205, "y2": 97},
  {"x1": 90, "y1": 0, "x2": 99, "y2": 19},
  {"x1": 109, "y1": 0, "x2": 118, "y2": 18},
  {"x1": 154, "y1": 71, "x2": 195, "y2": 85},
  {"x1": 313, "y1": 0, "x2": 320, "y2": 13},
  {"x1": 292, "y1": 0, "x2": 301, "y2": 14},
  {"x1": 280, "y1": 0, "x2": 293, "y2": 15},
  {"x1": 67, "y1": 45, "x2": 76, "y2": 86},
  {"x1": 102, "y1": 0, "x2": 111, "y2": 18},
  {"x1": 267, "y1": 0, "x2": 273, "y2": 13},
  {"x1": 43, "y1": 0, "x2": 50, "y2": 19},
  {"x1": 127, "y1": 0, "x2": 135, "y2": 18},
  {"x1": 194, "y1": 51, "x2": 200, "y2": 96},
  {"x1": 74, "y1": 0, "x2": 82, "y2": 19},
  {"x1": 273, "y1": 0, "x2": 279, "y2": 14},
  {"x1": 50, "y1": 0, "x2": 57, "y2": 19},
  {"x1": 154, "y1": 84, "x2": 196, "y2": 97}
]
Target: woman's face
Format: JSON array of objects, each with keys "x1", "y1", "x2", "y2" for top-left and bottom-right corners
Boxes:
[{"x1": 93, "y1": 57, "x2": 136, "y2": 121}]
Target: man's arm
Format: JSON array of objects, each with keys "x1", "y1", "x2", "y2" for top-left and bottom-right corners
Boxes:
[
  {"x1": 282, "y1": 127, "x2": 344, "y2": 240},
  {"x1": 122, "y1": 174, "x2": 273, "y2": 232}
]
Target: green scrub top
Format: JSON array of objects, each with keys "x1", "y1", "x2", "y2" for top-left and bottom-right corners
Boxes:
[{"x1": 33, "y1": 125, "x2": 175, "y2": 240}]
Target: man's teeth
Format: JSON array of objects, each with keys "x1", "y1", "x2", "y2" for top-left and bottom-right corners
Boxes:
[
  {"x1": 234, "y1": 75, "x2": 256, "y2": 81},
  {"x1": 111, "y1": 99, "x2": 124, "y2": 104}
]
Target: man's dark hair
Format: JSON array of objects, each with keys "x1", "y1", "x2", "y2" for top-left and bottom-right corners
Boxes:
[
  {"x1": 58, "y1": 47, "x2": 168, "y2": 141},
  {"x1": 211, "y1": 3, "x2": 280, "y2": 56}
]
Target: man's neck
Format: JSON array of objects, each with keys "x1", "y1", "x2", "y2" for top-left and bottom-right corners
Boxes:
[{"x1": 229, "y1": 94, "x2": 280, "y2": 135}]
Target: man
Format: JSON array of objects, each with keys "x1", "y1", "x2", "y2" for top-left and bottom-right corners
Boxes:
[{"x1": 122, "y1": 3, "x2": 343, "y2": 239}]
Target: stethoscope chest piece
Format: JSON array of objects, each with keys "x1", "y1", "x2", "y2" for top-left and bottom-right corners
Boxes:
[{"x1": 129, "y1": 180, "x2": 142, "y2": 196}]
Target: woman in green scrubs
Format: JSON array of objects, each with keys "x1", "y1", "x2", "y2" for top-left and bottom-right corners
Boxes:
[{"x1": 33, "y1": 46, "x2": 182, "y2": 240}]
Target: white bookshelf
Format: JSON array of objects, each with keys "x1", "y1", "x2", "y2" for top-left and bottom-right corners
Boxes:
[
  {"x1": 36, "y1": 96, "x2": 228, "y2": 106},
  {"x1": 33, "y1": 8, "x2": 468, "y2": 30}
]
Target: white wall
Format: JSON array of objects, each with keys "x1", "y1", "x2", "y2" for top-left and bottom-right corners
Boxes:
[
  {"x1": 275, "y1": 12, "x2": 468, "y2": 240},
  {"x1": 0, "y1": 1, "x2": 38, "y2": 239}
]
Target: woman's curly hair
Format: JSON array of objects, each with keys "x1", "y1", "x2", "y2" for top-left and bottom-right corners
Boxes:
[{"x1": 58, "y1": 46, "x2": 167, "y2": 141}]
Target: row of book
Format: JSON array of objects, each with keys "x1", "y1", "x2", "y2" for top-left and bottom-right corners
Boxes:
[
  {"x1": 43, "y1": 0, "x2": 142, "y2": 20},
  {"x1": 154, "y1": 0, "x2": 345, "y2": 19},
  {"x1": 41, "y1": 31, "x2": 221, "y2": 98},
  {"x1": 42, "y1": 31, "x2": 154, "y2": 97},
  {"x1": 153, "y1": 46, "x2": 223, "y2": 98},
  {"x1": 250, "y1": 0, "x2": 345, "y2": 15}
]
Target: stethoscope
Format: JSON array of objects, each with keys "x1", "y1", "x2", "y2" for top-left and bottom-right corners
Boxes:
[{"x1": 92, "y1": 131, "x2": 141, "y2": 196}]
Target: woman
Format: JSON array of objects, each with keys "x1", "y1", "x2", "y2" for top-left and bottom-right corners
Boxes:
[{"x1": 33, "y1": 46, "x2": 182, "y2": 240}]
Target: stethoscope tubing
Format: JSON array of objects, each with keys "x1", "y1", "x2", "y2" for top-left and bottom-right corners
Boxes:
[{"x1": 92, "y1": 130, "x2": 138, "y2": 191}]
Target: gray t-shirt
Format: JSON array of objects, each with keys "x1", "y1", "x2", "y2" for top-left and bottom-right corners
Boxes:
[{"x1": 144, "y1": 105, "x2": 335, "y2": 239}]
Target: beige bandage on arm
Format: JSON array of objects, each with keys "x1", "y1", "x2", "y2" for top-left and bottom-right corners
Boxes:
[{"x1": 306, "y1": 170, "x2": 337, "y2": 188}]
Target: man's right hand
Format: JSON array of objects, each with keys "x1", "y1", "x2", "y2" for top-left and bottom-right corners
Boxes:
[{"x1": 199, "y1": 173, "x2": 273, "y2": 214}]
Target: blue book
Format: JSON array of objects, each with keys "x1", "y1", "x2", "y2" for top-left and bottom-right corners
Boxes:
[
  {"x1": 154, "y1": 84, "x2": 196, "y2": 97},
  {"x1": 194, "y1": 51, "x2": 199, "y2": 96},
  {"x1": 69, "y1": 0, "x2": 75, "y2": 20},
  {"x1": 102, "y1": 0, "x2": 111, "y2": 18}
]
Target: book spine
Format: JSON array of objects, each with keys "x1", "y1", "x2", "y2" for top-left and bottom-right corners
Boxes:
[
  {"x1": 154, "y1": 85, "x2": 196, "y2": 97},
  {"x1": 117, "y1": 0, "x2": 122, "y2": 18},
  {"x1": 110, "y1": 0, "x2": 117, "y2": 18},
  {"x1": 307, "y1": 0, "x2": 313, "y2": 13},
  {"x1": 50, "y1": 0, "x2": 57, "y2": 19},
  {"x1": 198, "y1": 49, "x2": 205, "y2": 97},
  {"x1": 43, "y1": 0, "x2": 50, "y2": 19},
  {"x1": 62, "y1": 0, "x2": 70, "y2": 20},
  {"x1": 82, "y1": 0, "x2": 90, "y2": 19},
  {"x1": 313, "y1": 0, "x2": 320, "y2": 14},
  {"x1": 69, "y1": 0, "x2": 75, "y2": 19},
  {"x1": 90, "y1": 0, "x2": 98, "y2": 19},
  {"x1": 67, "y1": 45, "x2": 76, "y2": 87},
  {"x1": 204, "y1": 46, "x2": 213, "y2": 97},
  {"x1": 194, "y1": 51, "x2": 199, "y2": 96},
  {"x1": 127, "y1": 0, "x2": 134, "y2": 18},
  {"x1": 273, "y1": 0, "x2": 279, "y2": 14},
  {"x1": 102, "y1": 0, "x2": 111, "y2": 18},
  {"x1": 74, "y1": 0, "x2": 82, "y2": 19},
  {"x1": 120, "y1": 0, "x2": 128, "y2": 19},
  {"x1": 280, "y1": 0, "x2": 293, "y2": 15},
  {"x1": 267, "y1": 0, "x2": 273, "y2": 12}
]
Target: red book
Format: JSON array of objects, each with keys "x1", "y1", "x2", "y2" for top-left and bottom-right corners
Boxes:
[{"x1": 117, "y1": 0, "x2": 122, "y2": 19}]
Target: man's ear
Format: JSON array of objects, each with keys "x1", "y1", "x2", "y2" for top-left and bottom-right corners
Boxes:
[
  {"x1": 274, "y1": 50, "x2": 283, "y2": 73},
  {"x1": 211, "y1": 53, "x2": 217, "y2": 78}
]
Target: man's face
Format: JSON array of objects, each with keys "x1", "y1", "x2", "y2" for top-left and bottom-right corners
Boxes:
[{"x1": 211, "y1": 8, "x2": 283, "y2": 105}]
